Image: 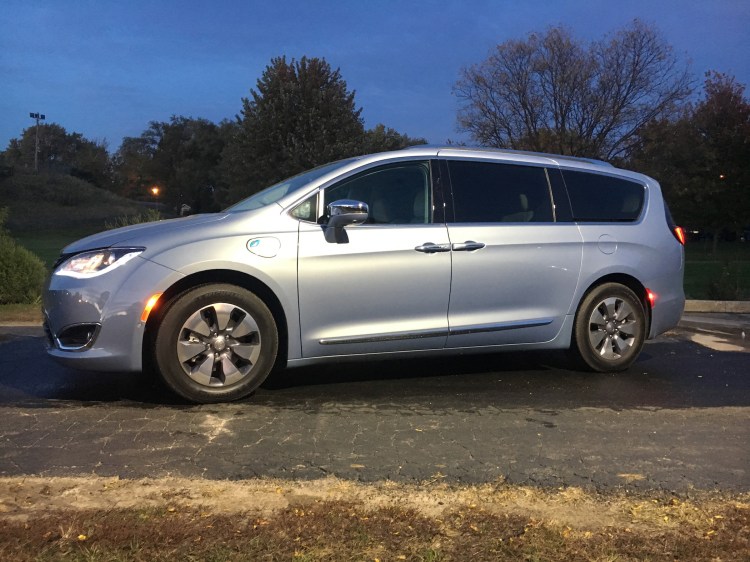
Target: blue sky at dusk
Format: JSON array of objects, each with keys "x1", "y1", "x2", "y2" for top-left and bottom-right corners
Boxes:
[{"x1": 2, "y1": 0, "x2": 749, "y2": 152}]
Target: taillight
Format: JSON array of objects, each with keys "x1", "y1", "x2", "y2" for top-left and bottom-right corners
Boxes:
[
  {"x1": 672, "y1": 226, "x2": 686, "y2": 245},
  {"x1": 664, "y1": 204, "x2": 685, "y2": 245}
]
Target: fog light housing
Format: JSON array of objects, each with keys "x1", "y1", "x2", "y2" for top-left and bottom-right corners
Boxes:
[{"x1": 55, "y1": 323, "x2": 101, "y2": 351}]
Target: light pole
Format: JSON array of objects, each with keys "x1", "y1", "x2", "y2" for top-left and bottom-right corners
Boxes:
[{"x1": 29, "y1": 112, "x2": 45, "y2": 173}]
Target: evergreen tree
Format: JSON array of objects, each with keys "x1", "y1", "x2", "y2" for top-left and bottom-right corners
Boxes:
[
  {"x1": 222, "y1": 56, "x2": 365, "y2": 202},
  {"x1": 364, "y1": 124, "x2": 427, "y2": 153}
]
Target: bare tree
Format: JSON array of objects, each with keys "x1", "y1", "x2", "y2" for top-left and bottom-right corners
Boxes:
[{"x1": 455, "y1": 20, "x2": 693, "y2": 160}]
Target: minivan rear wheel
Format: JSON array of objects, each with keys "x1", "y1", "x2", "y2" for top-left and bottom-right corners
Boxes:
[
  {"x1": 153, "y1": 284, "x2": 278, "y2": 403},
  {"x1": 572, "y1": 283, "x2": 646, "y2": 372}
]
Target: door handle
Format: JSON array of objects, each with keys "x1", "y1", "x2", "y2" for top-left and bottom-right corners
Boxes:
[
  {"x1": 452, "y1": 241, "x2": 486, "y2": 252},
  {"x1": 415, "y1": 242, "x2": 451, "y2": 253}
]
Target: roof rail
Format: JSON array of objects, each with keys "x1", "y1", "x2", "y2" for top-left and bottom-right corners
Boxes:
[{"x1": 401, "y1": 145, "x2": 614, "y2": 168}]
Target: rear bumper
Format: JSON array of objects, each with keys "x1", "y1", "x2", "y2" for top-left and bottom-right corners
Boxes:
[{"x1": 649, "y1": 291, "x2": 685, "y2": 338}]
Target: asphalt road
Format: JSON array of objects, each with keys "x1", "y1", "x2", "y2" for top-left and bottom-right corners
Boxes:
[{"x1": 0, "y1": 323, "x2": 747, "y2": 492}]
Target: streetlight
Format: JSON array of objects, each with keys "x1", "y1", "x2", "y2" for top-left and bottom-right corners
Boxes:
[
  {"x1": 151, "y1": 186, "x2": 160, "y2": 203},
  {"x1": 29, "y1": 112, "x2": 45, "y2": 173}
]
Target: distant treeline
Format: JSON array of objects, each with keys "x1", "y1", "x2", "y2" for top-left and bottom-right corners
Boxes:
[{"x1": 2, "y1": 21, "x2": 749, "y2": 242}]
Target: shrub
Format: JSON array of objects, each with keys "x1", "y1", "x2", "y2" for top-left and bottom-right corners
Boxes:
[
  {"x1": 0, "y1": 206, "x2": 47, "y2": 304},
  {"x1": 0, "y1": 234, "x2": 47, "y2": 305}
]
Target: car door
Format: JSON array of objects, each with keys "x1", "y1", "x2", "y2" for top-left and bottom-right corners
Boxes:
[
  {"x1": 297, "y1": 160, "x2": 452, "y2": 358},
  {"x1": 442, "y1": 158, "x2": 583, "y2": 348}
]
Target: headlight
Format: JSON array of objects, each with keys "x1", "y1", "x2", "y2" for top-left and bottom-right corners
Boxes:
[{"x1": 54, "y1": 248, "x2": 144, "y2": 278}]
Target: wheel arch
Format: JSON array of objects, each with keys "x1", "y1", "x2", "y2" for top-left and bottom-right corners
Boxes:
[
  {"x1": 576, "y1": 273, "x2": 652, "y2": 334},
  {"x1": 142, "y1": 269, "x2": 289, "y2": 371}
]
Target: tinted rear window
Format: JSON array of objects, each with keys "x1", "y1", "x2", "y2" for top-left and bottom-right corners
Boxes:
[
  {"x1": 562, "y1": 170, "x2": 644, "y2": 222},
  {"x1": 447, "y1": 160, "x2": 553, "y2": 223}
]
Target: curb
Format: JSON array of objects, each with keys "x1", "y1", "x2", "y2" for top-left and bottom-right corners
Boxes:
[
  {"x1": 678, "y1": 315, "x2": 749, "y2": 332},
  {"x1": 683, "y1": 300, "x2": 750, "y2": 313}
]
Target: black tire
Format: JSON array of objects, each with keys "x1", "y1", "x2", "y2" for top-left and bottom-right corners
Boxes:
[
  {"x1": 153, "y1": 284, "x2": 278, "y2": 403},
  {"x1": 572, "y1": 283, "x2": 646, "y2": 372}
]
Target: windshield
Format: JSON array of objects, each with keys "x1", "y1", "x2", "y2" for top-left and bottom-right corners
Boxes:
[{"x1": 225, "y1": 158, "x2": 360, "y2": 212}]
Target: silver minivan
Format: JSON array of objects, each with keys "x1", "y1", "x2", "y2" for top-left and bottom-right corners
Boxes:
[{"x1": 44, "y1": 147, "x2": 685, "y2": 403}]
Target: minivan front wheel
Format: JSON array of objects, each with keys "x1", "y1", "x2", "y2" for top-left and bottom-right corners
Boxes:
[
  {"x1": 573, "y1": 283, "x2": 646, "y2": 372},
  {"x1": 154, "y1": 284, "x2": 278, "y2": 403}
]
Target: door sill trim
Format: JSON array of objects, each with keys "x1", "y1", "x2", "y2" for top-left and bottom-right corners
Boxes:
[
  {"x1": 319, "y1": 318, "x2": 554, "y2": 345},
  {"x1": 448, "y1": 318, "x2": 554, "y2": 336}
]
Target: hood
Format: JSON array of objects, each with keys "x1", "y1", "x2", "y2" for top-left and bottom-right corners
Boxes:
[{"x1": 62, "y1": 213, "x2": 232, "y2": 255}]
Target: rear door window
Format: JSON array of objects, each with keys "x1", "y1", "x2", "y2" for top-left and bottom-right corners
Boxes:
[
  {"x1": 562, "y1": 170, "x2": 644, "y2": 222},
  {"x1": 446, "y1": 160, "x2": 554, "y2": 223}
]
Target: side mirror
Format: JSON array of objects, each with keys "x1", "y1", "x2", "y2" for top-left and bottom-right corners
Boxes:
[{"x1": 325, "y1": 199, "x2": 369, "y2": 243}]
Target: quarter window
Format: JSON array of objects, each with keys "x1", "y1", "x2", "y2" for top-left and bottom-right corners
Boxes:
[
  {"x1": 323, "y1": 162, "x2": 431, "y2": 224},
  {"x1": 446, "y1": 161, "x2": 554, "y2": 223},
  {"x1": 291, "y1": 193, "x2": 318, "y2": 222},
  {"x1": 562, "y1": 170, "x2": 644, "y2": 222}
]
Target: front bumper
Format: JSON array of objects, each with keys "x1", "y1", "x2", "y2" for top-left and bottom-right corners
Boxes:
[{"x1": 44, "y1": 256, "x2": 182, "y2": 372}]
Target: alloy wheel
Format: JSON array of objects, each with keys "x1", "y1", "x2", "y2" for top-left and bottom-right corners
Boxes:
[
  {"x1": 176, "y1": 302, "x2": 261, "y2": 387},
  {"x1": 587, "y1": 296, "x2": 639, "y2": 360}
]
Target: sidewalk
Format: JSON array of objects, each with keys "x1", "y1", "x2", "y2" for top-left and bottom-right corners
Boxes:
[{"x1": 678, "y1": 313, "x2": 750, "y2": 334}]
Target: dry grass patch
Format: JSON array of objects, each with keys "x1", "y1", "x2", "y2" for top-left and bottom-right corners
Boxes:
[
  {"x1": 0, "y1": 477, "x2": 748, "y2": 560},
  {"x1": 0, "y1": 304, "x2": 42, "y2": 324}
]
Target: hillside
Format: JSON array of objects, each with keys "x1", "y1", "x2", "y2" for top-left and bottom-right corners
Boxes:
[
  {"x1": 0, "y1": 173, "x2": 154, "y2": 267},
  {"x1": 0, "y1": 173, "x2": 144, "y2": 232}
]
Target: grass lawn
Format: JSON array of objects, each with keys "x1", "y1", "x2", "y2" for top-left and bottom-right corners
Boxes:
[
  {"x1": 11, "y1": 227, "x2": 102, "y2": 269},
  {"x1": 684, "y1": 240, "x2": 750, "y2": 300}
]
